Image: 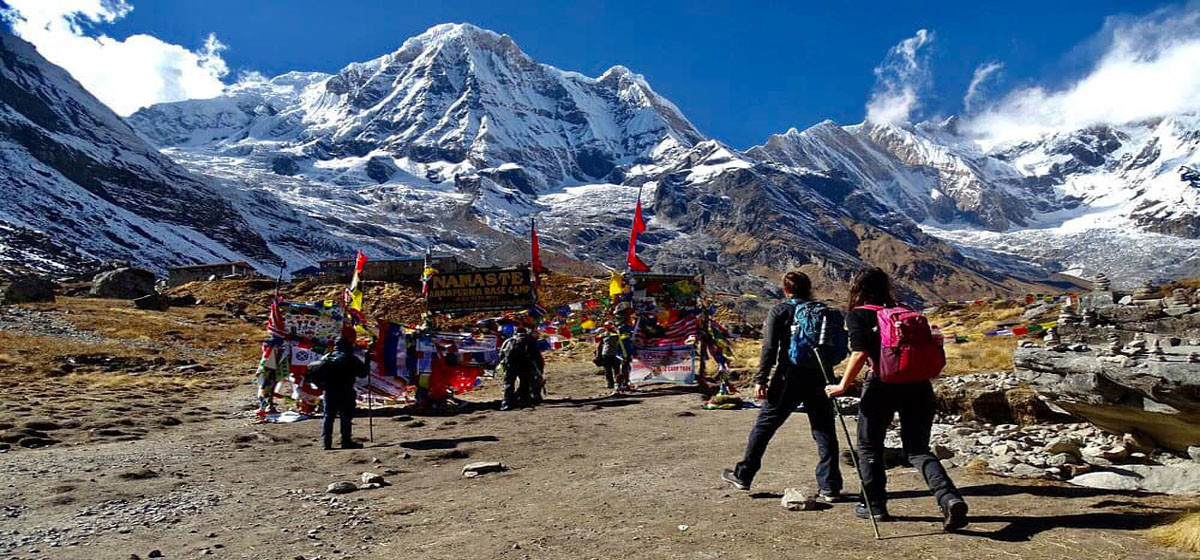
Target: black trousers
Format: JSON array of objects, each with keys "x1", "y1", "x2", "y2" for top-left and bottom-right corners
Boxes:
[
  {"x1": 503, "y1": 365, "x2": 534, "y2": 405},
  {"x1": 857, "y1": 380, "x2": 961, "y2": 509},
  {"x1": 322, "y1": 389, "x2": 356, "y2": 447},
  {"x1": 735, "y1": 373, "x2": 843, "y2": 492},
  {"x1": 601, "y1": 356, "x2": 629, "y2": 389}
]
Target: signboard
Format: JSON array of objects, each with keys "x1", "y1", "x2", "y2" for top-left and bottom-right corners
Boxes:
[
  {"x1": 629, "y1": 345, "x2": 696, "y2": 384},
  {"x1": 426, "y1": 267, "x2": 536, "y2": 312}
]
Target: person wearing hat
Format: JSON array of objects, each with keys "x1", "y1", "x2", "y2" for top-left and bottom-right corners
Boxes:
[{"x1": 307, "y1": 336, "x2": 369, "y2": 450}]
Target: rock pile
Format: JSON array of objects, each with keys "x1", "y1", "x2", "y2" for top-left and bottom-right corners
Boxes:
[
  {"x1": 1017, "y1": 276, "x2": 1200, "y2": 454},
  {"x1": 922, "y1": 420, "x2": 1199, "y2": 495}
]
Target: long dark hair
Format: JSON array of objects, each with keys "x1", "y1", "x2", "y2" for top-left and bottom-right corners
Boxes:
[{"x1": 848, "y1": 267, "x2": 897, "y2": 309}]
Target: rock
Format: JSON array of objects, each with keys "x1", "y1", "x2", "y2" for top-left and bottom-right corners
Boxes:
[
  {"x1": 1015, "y1": 344, "x2": 1200, "y2": 453},
  {"x1": 1009, "y1": 464, "x2": 1048, "y2": 479},
  {"x1": 1, "y1": 276, "x2": 55, "y2": 304},
  {"x1": 169, "y1": 294, "x2": 197, "y2": 306},
  {"x1": 932, "y1": 443, "x2": 955, "y2": 460},
  {"x1": 1123, "y1": 431, "x2": 1156, "y2": 454},
  {"x1": 326, "y1": 481, "x2": 357, "y2": 494},
  {"x1": 360, "y1": 472, "x2": 386, "y2": 485},
  {"x1": 18, "y1": 436, "x2": 57, "y2": 448},
  {"x1": 461, "y1": 461, "x2": 506, "y2": 478},
  {"x1": 90, "y1": 268, "x2": 157, "y2": 299},
  {"x1": 1069, "y1": 464, "x2": 1200, "y2": 495},
  {"x1": 133, "y1": 293, "x2": 171, "y2": 311},
  {"x1": 1043, "y1": 436, "x2": 1082, "y2": 458},
  {"x1": 780, "y1": 488, "x2": 817, "y2": 511},
  {"x1": 1188, "y1": 446, "x2": 1200, "y2": 462},
  {"x1": 1047, "y1": 453, "x2": 1074, "y2": 467},
  {"x1": 148, "y1": 551, "x2": 163, "y2": 559}
]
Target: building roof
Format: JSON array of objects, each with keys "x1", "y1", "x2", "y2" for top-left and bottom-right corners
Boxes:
[{"x1": 168, "y1": 261, "x2": 254, "y2": 271}]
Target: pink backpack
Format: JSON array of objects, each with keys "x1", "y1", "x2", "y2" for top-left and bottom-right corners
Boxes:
[{"x1": 856, "y1": 305, "x2": 945, "y2": 383}]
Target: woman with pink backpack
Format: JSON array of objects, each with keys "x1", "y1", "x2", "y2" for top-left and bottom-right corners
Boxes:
[{"x1": 825, "y1": 267, "x2": 969, "y2": 532}]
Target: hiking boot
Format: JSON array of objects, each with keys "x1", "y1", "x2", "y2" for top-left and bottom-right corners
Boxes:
[
  {"x1": 341, "y1": 441, "x2": 364, "y2": 450},
  {"x1": 323, "y1": 442, "x2": 333, "y2": 451},
  {"x1": 721, "y1": 469, "x2": 750, "y2": 491},
  {"x1": 855, "y1": 503, "x2": 890, "y2": 521},
  {"x1": 941, "y1": 497, "x2": 969, "y2": 532},
  {"x1": 500, "y1": 402, "x2": 512, "y2": 411},
  {"x1": 816, "y1": 489, "x2": 845, "y2": 503}
]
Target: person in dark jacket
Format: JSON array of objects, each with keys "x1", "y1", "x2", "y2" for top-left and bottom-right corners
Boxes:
[
  {"x1": 500, "y1": 328, "x2": 538, "y2": 410},
  {"x1": 595, "y1": 322, "x2": 629, "y2": 393},
  {"x1": 315, "y1": 336, "x2": 368, "y2": 450},
  {"x1": 825, "y1": 267, "x2": 968, "y2": 531},
  {"x1": 721, "y1": 271, "x2": 843, "y2": 501}
]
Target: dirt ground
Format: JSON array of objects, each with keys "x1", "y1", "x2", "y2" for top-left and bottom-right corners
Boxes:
[{"x1": 0, "y1": 299, "x2": 1195, "y2": 560}]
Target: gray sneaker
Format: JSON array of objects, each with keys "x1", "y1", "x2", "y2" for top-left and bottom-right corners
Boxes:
[
  {"x1": 816, "y1": 489, "x2": 844, "y2": 503},
  {"x1": 721, "y1": 469, "x2": 750, "y2": 491}
]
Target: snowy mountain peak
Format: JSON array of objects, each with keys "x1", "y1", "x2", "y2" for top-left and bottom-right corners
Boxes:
[{"x1": 130, "y1": 24, "x2": 706, "y2": 191}]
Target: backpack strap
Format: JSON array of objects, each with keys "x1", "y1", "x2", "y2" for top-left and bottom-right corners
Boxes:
[{"x1": 854, "y1": 305, "x2": 885, "y2": 311}]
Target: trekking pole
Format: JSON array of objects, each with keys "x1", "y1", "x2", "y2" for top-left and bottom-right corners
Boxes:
[{"x1": 815, "y1": 316, "x2": 882, "y2": 540}]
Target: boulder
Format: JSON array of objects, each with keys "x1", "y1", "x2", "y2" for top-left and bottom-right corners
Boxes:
[
  {"x1": 1043, "y1": 436, "x2": 1082, "y2": 458},
  {"x1": 1, "y1": 276, "x2": 55, "y2": 304},
  {"x1": 1015, "y1": 345, "x2": 1200, "y2": 453},
  {"x1": 780, "y1": 488, "x2": 817, "y2": 511},
  {"x1": 90, "y1": 268, "x2": 157, "y2": 299},
  {"x1": 133, "y1": 293, "x2": 170, "y2": 311},
  {"x1": 1068, "y1": 464, "x2": 1200, "y2": 495},
  {"x1": 360, "y1": 472, "x2": 386, "y2": 485},
  {"x1": 462, "y1": 461, "x2": 507, "y2": 478},
  {"x1": 170, "y1": 294, "x2": 198, "y2": 307},
  {"x1": 326, "y1": 481, "x2": 358, "y2": 494}
]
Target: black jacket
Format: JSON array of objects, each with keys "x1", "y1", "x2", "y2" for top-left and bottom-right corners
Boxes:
[
  {"x1": 316, "y1": 350, "x2": 368, "y2": 394},
  {"x1": 758, "y1": 301, "x2": 823, "y2": 386}
]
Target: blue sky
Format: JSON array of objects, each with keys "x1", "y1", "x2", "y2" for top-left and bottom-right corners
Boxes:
[{"x1": 5, "y1": 0, "x2": 1182, "y2": 147}]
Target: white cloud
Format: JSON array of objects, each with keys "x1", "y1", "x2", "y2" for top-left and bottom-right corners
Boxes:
[
  {"x1": 865, "y1": 29, "x2": 935, "y2": 124},
  {"x1": 1, "y1": 0, "x2": 230, "y2": 116},
  {"x1": 963, "y1": 61, "x2": 1003, "y2": 114},
  {"x1": 964, "y1": 3, "x2": 1200, "y2": 145}
]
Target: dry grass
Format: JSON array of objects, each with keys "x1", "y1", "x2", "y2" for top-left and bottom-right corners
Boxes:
[
  {"x1": 928, "y1": 302, "x2": 1042, "y2": 376},
  {"x1": 1146, "y1": 512, "x2": 1200, "y2": 554}
]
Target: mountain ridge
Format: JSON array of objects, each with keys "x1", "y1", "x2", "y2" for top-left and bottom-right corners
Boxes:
[{"x1": 5, "y1": 23, "x2": 1191, "y2": 297}]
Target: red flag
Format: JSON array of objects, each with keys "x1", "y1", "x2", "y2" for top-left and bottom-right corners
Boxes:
[
  {"x1": 627, "y1": 195, "x2": 650, "y2": 272},
  {"x1": 530, "y1": 220, "x2": 543, "y2": 274}
]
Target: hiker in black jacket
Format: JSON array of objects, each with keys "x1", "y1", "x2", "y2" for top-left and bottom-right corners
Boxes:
[
  {"x1": 500, "y1": 328, "x2": 539, "y2": 410},
  {"x1": 312, "y1": 336, "x2": 368, "y2": 450},
  {"x1": 721, "y1": 271, "x2": 843, "y2": 501}
]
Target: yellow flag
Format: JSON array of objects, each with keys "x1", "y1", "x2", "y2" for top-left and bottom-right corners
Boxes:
[{"x1": 609, "y1": 272, "x2": 626, "y2": 298}]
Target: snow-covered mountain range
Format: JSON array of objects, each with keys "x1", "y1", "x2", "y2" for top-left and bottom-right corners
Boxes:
[{"x1": 2, "y1": 23, "x2": 1197, "y2": 296}]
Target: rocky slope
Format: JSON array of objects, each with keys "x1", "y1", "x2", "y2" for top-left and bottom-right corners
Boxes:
[
  {"x1": 749, "y1": 117, "x2": 1200, "y2": 286},
  {"x1": 0, "y1": 33, "x2": 278, "y2": 274}
]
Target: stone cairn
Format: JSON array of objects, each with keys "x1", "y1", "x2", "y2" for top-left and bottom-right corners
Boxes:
[
  {"x1": 1164, "y1": 288, "x2": 1195, "y2": 317},
  {"x1": 1082, "y1": 307, "x2": 1098, "y2": 327},
  {"x1": 1058, "y1": 301, "x2": 1080, "y2": 326},
  {"x1": 1131, "y1": 280, "x2": 1161, "y2": 304},
  {"x1": 1124, "y1": 332, "x2": 1148, "y2": 357},
  {"x1": 1150, "y1": 338, "x2": 1167, "y2": 361},
  {"x1": 1105, "y1": 332, "x2": 1123, "y2": 356},
  {"x1": 1093, "y1": 273, "x2": 1112, "y2": 292},
  {"x1": 1043, "y1": 328, "x2": 1067, "y2": 351}
]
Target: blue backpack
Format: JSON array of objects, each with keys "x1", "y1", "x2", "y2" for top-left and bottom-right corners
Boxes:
[{"x1": 788, "y1": 300, "x2": 849, "y2": 368}]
